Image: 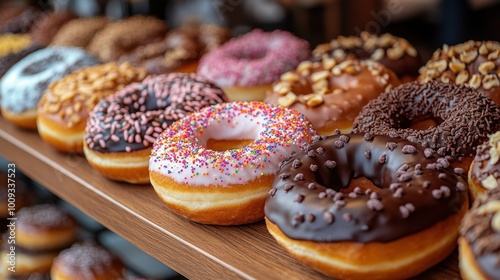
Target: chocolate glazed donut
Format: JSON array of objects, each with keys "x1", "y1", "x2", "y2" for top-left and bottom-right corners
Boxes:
[{"x1": 265, "y1": 133, "x2": 468, "y2": 279}]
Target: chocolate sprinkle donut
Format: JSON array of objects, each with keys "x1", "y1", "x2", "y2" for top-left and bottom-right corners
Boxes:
[
  {"x1": 85, "y1": 73, "x2": 228, "y2": 153},
  {"x1": 265, "y1": 133, "x2": 467, "y2": 242},
  {"x1": 352, "y1": 80, "x2": 500, "y2": 159}
]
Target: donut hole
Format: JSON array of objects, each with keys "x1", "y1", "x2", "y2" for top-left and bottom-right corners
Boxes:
[
  {"x1": 198, "y1": 114, "x2": 263, "y2": 151},
  {"x1": 206, "y1": 139, "x2": 254, "y2": 151},
  {"x1": 341, "y1": 177, "x2": 380, "y2": 194},
  {"x1": 400, "y1": 115, "x2": 443, "y2": 131}
]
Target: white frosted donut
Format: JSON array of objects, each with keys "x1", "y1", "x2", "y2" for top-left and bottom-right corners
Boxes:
[
  {"x1": 0, "y1": 47, "x2": 99, "y2": 129},
  {"x1": 149, "y1": 101, "x2": 316, "y2": 225}
]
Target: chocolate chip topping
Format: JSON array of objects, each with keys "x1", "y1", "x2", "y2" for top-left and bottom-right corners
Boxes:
[
  {"x1": 352, "y1": 80, "x2": 500, "y2": 160},
  {"x1": 460, "y1": 187, "x2": 500, "y2": 279},
  {"x1": 265, "y1": 134, "x2": 467, "y2": 243}
]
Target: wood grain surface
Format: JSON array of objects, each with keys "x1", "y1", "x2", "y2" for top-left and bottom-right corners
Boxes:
[{"x1": 0, "y1": 118, "x2": 461, "y2": 279}]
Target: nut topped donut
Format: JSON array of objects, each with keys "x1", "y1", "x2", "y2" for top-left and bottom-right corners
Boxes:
[
  {"x1": 37, "y1": 62, "x2": 148, "y2": 153},
  {"x1": 352, "y1": 80, "x2": 500, "y2": 168},
  {"x1": 265, "y1": 133, "x2": 468, "y2": 279},
  {"x1": 469, "y1": 131, "x2": 500, "y2": 200},
  {"x1": 459, "y1": 187, "x2": 500, "y2": 280},
  {"x1": 264, "y1": 57, "x2": 400, "y2": 135},
  {"x1": 84, "y1": 73, "x2": 228, "y2": 184},
  {"x1": 419, "y1": 40, "x2": 500, "y2": 104},
  {"x1": 197, "y1": 29, "x2": 311, "y2": 101},
  {"x1": 0, "y1": 47, "x2": 99, "y2": 129},
  {"x1": 313, "y1": 32, "x2": 421, "y2": 80},
  {"x1": 149, "y1": 101, "x2": 316, "y2": 225}
]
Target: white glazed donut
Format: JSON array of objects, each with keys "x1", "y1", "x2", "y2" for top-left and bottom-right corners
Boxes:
[
  {"x1": 149, "y1": 101, "x2": 316, "y2": 225},
  {"x1": 0, "y1": 47, "x2": 99, "y2": 129}
]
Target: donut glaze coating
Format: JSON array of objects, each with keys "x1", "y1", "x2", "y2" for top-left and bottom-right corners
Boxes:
[
  {"x1": 0, "y1": 47, "x2": 99, "y2": 114},
  {"x1": 265, "y1": 133, "x2": 467, "y2": 243},
  {"x1": 469, "y1": 131, "x2": 500, "y2": 199},
  {"x1": 352, "y1": 80, "x2": 500, "y2": 160}
]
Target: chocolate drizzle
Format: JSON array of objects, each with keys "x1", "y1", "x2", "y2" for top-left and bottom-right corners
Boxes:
[
  {"x1": 265, "y1": 134, "x2": 467, "y2": 243},
  {"x1": 85, "y1": 73, "x2": 228, "y2": 153},
  {"x1": 352, "y1": 80, "x2": 500, "y2": 159}
]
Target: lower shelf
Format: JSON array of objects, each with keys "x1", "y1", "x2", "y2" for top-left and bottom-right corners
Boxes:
[{"x1": 0, "y1": 118, "x2": 460, "y2": 279}]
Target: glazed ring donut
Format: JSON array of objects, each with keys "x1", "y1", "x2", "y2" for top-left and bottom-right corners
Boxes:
[
  {"x1": 37, "y1": 62, "x2": 148, "y2": 153},
  {"x1": 352, "y1": 80, "x2": 500, "y2": 169},
  {"x1": 459, "y1": 187, "x2": 500, "y2": 280},
  {"x1": 50, "y1": 17, "x2": 109, "y2": 49},
  {"x1": 51, "y1": 243, "x2": 125, "y2": 280},
  {"x1": 0, "y1": 47, "x2": 99, "y2": 129},
  {"x1": 84, "y1": 73, "x2": 228, "y2": 184},
  {"x1": 197, "y1": 29, "x2": 311, "y2": 101},
  {"x1": 468, "y1": 131, "x2": 500, "y2": 200},
  {"x1": 264, "y1": 57, "x2": 400, "y2": 135},
  {"x1": 149, "y1": 101, "x2": 316, "y2": 225},
  {"x1": 265, "y1": 133, "x2": 468, "y2": 279},
  {"x1": 418, "y1": 40, "x2": 500, "y2": 105},
  {"x1": 313, "y1": 32, "x2": 422, "y2": 81}
]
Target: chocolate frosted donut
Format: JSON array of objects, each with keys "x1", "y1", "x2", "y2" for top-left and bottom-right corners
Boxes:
[
  {"x1": 459, "y1": 187, "x2": 500, "y2": 280},
  {"x1": 313, "y1": 32, "x2": 422, "y2": 80},
  {"x1": 265, "y1": 133, "x2": 468, "y2": 279},
  {"x1": 88, "y1": 15, "x2": 167, "y2": 62},
  {"x1": 30, "y1": 11, "x2": 78, "y2": 46},
  {"x1": 419, "y1": 40, "x2": 500, "y2": 105},
  {"x1": 51, "y1": 17, "x2": 109, "y2": 48},
  {"x1": 352, "y1": 80, "x2": 500, "y2": 161},
  {"x1": 84, "y1": 73, "x2": 228, "y2": 184}
]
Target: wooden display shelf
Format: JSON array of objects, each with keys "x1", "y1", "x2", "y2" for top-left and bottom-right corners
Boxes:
[{"x1": 0, "y1": 117, "x2": 460, "y2": 279}]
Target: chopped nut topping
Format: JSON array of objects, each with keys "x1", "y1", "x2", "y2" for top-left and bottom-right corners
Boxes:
[
  {"x1": 281, "y1": 71, "x2": 300, "y2": 83},
  {"x1": 493, "y1": 212, "x2": 500, "y2": 232},
  {"x1": 469, "y1": 74, "x2": 482, "y2": 89},
  {"x1": 488, "y1": 132, "x2": 500, "y2": 165},
  {"x1": 481, "y1": 175, "x2": 499, "y2": 190},
  {"x1": 406, "y1": 46, "x2": 417, "y2": 57},
  {"x1": 483, "y1": 74, "x2": 500, "y2": 90},
  {"x1": 479, "y1": 43, "x2": 489, "y2": 55},
  {"x1": 430, "y1": 59, "x2": 448, "y2": 73},
  {"x1": 479, "y1": 61, "x2": 495, "y2": 75},
  {"x1": 277, "y1": 91, "x2": 297, "y2": 107},
  {"x1": 460, "y1": 49, "x2": 478, "y2": 63},
  {"x1": 455, "y1": 70, "x2": 470, "y2": 84},
  {"x1": 477, "y1": 201, "x2": 500, "y2": 215},
  {"x1": 305, "y1": 94, "x2": 324, "y2": 107},
  {"x1": 312, "y1": 79, "x2": 328, "y2": 92},
  {"x1": 488, "y1": 50, "x2": 499, "y2": 60},
  {"x1": 297, "y1": 61, "x2": 313, "y2": 73},
  {"x1": 371, "y1": 48, "x2": 384, "y2": 61},
  {"x1": 449, "y1": 58, "x2": 465, "y2": 73},
  {"x1": 311, "y1": 70, "x2": 331, "y2": 83},
  {"x1": 333, "y1": 49, "x2": 346, "y2": 59},
  {"x1": 322, "y1": 58, "x2": 337, "y2": 70},
  {"x1": 387, "y1": 46, "x2": 404, "y2": 60},
  {"x1": 273, "y1": 82, "x2": 291, "y2": 95}
]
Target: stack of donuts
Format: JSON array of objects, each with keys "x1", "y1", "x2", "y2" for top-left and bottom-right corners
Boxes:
[{"x1": 2, "y1": 5, "x2": 500, "y2": 279}]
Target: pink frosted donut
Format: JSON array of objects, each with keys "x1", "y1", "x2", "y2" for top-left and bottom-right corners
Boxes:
[
  {"x1": 197, "y1": 29, "x2": 310, "y2": 101},
  {"x1": 149, "y1": 101, "x2": 317, "y2": 225},
  {"x1": 83, "y1": 73, "x2": 228, "y2": 184}
]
